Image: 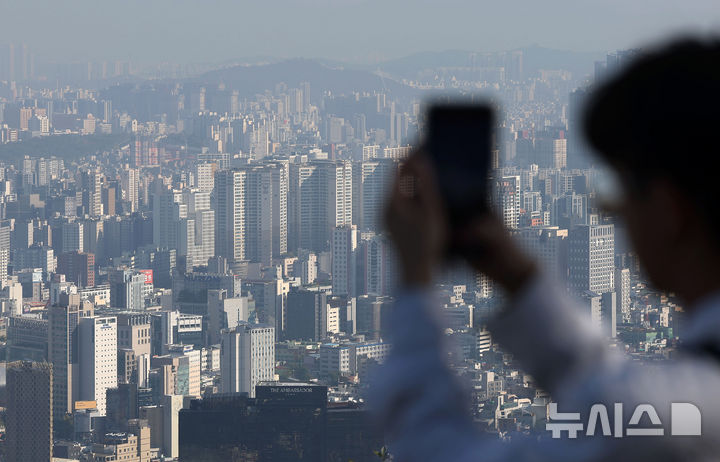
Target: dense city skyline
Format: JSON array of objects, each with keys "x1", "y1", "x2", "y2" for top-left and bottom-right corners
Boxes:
[{"x1": 0, "y1": 14, "x2": 701, "y2": 461}]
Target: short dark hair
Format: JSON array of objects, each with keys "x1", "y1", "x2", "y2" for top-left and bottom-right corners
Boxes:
[{"x1": 584, "y1": 37, "x2": 720, "y2": 204}]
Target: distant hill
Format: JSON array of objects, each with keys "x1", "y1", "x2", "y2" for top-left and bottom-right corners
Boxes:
[
  {"x1": 375, "y1": 46, "x2": 604, "y2": 81},
  {"x1": 195, "y1": 58, "x2": 419, "y2": 99},
  {"x1": 0, "y1": 134, "x2": 132, "y2": 163},
  {"x1": 375, "y1": 50, "x2": 482, "y2": 76},
  {"x1": 520, "y1": 45, "x2": 604, "y2": 80}
]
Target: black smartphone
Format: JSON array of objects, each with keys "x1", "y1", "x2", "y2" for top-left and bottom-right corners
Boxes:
[{"x1": 427, "y1": 103, "x2": 493, "y2": 232}]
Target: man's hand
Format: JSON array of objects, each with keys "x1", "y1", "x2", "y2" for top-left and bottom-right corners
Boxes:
[
  {"x1": 384, "y1": 152, "x2": 447, "y2": 288},
  {"x1": 384, "y1": 150, "x2": 538, "y2": 295},
  {"x1": 456, "y1": 215, "x2": 538, "y2": 296}
]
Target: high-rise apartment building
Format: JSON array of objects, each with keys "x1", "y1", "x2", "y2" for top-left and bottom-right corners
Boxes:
[
  {"x1": 220, "y1": 323, "x2": 275, "y2": 397},
  {"x1": 270, "y1": 162, "x2": 289, "y2": 257},
  {"x1": 244, "y1": 166, "x2": 276, "y2": 265},
  {"x1": 121, "y1": 167, "x2": 139, "y2": 213},
  {"x1": 332, "y1": 225, "x2": 358, "y2": 297},
  {"x1": 521, "y1": 190, "x2": 543, "y2": 215},
  {"x1": 80, "y1": 169, "x2": 103, "y2": 217},
  {"x1": 19, "y1": 107, "x2": 32, "y2": 131},
  {"x1": 495, "y1": 176, "x2": 521, "y2": 229},
  {"x1": 195, "y1": 162, "x2": 216, "y2": 192},
  {"x1": 178, "y1": 189, "x2": 215, "y2": 269},
  {"x1": 215, "y1": 165, "x2": 287, "y2": 265},
  {"x1": 5, "y1": 361, "x2": 53, "y2": 462},
  {"x1": 300, "y1": 81, "x2": 311, "y2": 111},
  {"x1": 355, "y1": 159, "x2": 397, "y2": 232},
  {"x1": 288, "y1": 160, "x2": 352, "y2": 253},
  {"x1": 48, "y1": 293, "x2": 94, "y2": 416},
  {"x1": 79, "y1": 315, "x2": 118, "y2": 415},
  {"x1": 132, "y1": 136, "x2": 159, "y2": 167},
  {"x1": 0, "y1": 220, "x2": 10, "y2": 287},
  {"x1": 152, "y1": 186, "x2": 214, "y2": 269},
  {"x1": 102, "y1": 99, "x2": 113, "y2": 123},
  {"x1": 215, "y1": 168, "x2": 248, "y2": 264},
  {"x1": 288, "y1": 87, "x2": 304, "y2": 115},
  {"x1": 615, "y1": 267, "x2": 631, "y2": 321}
]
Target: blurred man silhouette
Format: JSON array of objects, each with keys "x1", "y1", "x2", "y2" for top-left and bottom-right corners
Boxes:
[{"x1": 374, "y1": 38, "x2": 720, "y2": 461}]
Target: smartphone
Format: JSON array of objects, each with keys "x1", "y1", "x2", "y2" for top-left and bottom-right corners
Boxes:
[{"x1": 427, "y1": 103, "x2": 493, "y2": 232}]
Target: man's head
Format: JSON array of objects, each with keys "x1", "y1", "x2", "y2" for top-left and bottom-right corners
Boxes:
[{"x1": 584, "y1": 37, "x2": 720, "y2": 304}]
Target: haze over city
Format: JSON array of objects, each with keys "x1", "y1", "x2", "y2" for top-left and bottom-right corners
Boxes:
[{"x1": 2, "y1": 0, "x2": 720, "y2": 63}]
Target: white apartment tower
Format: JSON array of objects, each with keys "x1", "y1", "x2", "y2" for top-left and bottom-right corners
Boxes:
[
  {"x1": 215, "y1": 169, "x2": 247, "y2": 263},
  {"x1": 179, "y1": 189, "x2": 215, "y2": 269},
  {"x1": 270, "y1": 162, "x2": 289, "y2": 257},
  {"x1": 215, "y1": 165, "x2": 288, "y2": 265},
  {"x1": 153, "y1": 186, "x2": 215, "y2": 269},
  {"x1": 289, "y1": 160, "x2": 352, "y2": 253},
  {"x1": 80, "y1": 169, "x2": 103, "y2": 217},
  {"x1": 0, "y1": 221, "x2": 9, "y2": 286},
  {"x1": 245, "y1": 166, "x2": 275, "y2": 266},
  {"x1": 79, "y1": 316, "x2": 118, "y2": 415},
  {"x1": 121, "y1": 167, "x2": 139, "y2": 212},
  {"x1": 195, "y1": 162, "x2": 215, "y2": 193},
  {"x1": 220, "y1": 324, "x2": 275, "y2": 398},
  {"x1": 495, "y1": 176, "x2": 521, "y2": 229},
  {"x1": 616, "y1": 268, "x2": 631, "y2": 322}
]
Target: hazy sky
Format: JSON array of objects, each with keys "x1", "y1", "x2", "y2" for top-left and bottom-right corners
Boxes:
[{"x1": 2, "y1": 0, "x2": 720, "y2": 64}]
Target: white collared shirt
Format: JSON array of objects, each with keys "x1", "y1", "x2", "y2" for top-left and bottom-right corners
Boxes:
[{"x1": 372, "y1": 275, "x2": 720, "y2": 461}]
